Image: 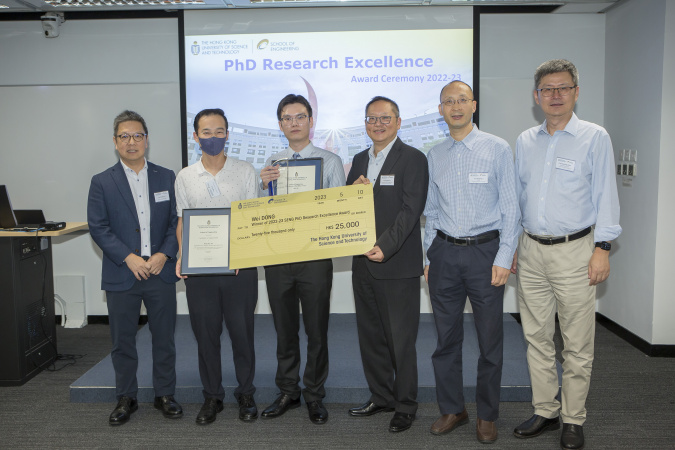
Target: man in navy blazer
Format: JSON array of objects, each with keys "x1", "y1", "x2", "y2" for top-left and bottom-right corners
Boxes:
[
  {"x1": 346, "y1": 96, "x2": 429, "y2": 433},
  {"x1": 87, "y1": 110, "x2": 182, "y2": 426}
]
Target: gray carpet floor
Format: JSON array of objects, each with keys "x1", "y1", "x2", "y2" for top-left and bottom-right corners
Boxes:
[{"x1": 0, "y1": 319, "x2": 673, "y2": 449}]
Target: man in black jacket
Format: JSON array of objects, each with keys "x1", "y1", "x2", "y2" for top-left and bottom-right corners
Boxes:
[{"x1": 346, "y1": 96, "x2": 429, "y2": 433}]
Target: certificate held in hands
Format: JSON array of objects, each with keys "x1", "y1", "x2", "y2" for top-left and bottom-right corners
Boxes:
[
  {"x1": 180, "y1": 208, "x2": 235, "y2": 275},
  {"x1": 269, "y1": 157, "x2": 323, "y2": 195},
  {"x1": 230, "y1": 184, "x2": 376, "y2": 269}
]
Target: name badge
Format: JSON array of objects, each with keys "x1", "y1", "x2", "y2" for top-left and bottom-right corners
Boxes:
[
  {"x1": 469, "y1": 173, "x2": 488, "y2": 184},
  {"x1": 556, "y1": 157, "x2": 576, "y2": 172},
  {"x1": 154, "y1": 191, "x2": 170, "y2": 202},
  {"x1": 380, "y1": 175, "x2": 395, "y2": 186},
  {"x1": 205, "y1": 179, "x2": 221, "y2": 198}
]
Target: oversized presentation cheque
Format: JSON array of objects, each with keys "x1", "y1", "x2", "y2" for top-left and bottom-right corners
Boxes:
[{"x1": 229, "y1": 184, "x2": 376, "y2": 269}]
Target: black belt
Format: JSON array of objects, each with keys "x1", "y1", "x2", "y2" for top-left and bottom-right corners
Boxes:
[
  {"x1": 436, "y1": 229, "x2": 499, "y2": 246},
  {"x1": 142, "y1": 256, "x2": 150, "y2": 261},
  {"x1": 526, "y1": 226, "x2": 591, "y2": 245}
]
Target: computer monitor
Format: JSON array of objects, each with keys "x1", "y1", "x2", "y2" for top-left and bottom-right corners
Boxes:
[{"x1": 0, "y1": 185, "x2": 18, "y2": 229}]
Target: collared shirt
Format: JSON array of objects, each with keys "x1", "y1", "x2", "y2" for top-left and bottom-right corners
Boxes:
[
  {"x1": 175, "y1": 156, "x2": 258, "y2": 215},
  {"x1": 121, "y1": 158, "x2": 151, "y2": 257},
  {"x1": 259, "y1": 142, "x2": 346, "y2": 195},
  {"x1": 515, "y1": 113, "x2": 621, "y2": 242},
  {"x1": 423, "y1": 125, "x2": 520, "y2": 269},
  {"x1": 367, "y1": 138, "x2": 396, "y2": 182}
]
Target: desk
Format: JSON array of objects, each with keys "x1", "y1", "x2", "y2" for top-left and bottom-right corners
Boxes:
[
  {"x1": 0, "y1": 221, "x2": 89, "y2": 237},
  {"x1": 0, "y1": 222, "x2": 88, "y2": 386}
]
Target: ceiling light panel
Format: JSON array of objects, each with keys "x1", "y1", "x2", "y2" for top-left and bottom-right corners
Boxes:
[{"x1": 43, "y1": 0, "x2": 205, "y2": 6}]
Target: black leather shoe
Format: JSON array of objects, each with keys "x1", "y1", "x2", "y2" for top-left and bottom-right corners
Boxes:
[
  {"x1": 348, "y1": 401, "x2": 395, "y2": 417},
  {"x1": 513, "y1": 414, "x2": 560, "y2": 438},
  {"x1": 307, "y1": 400, "x2": 328, "y2": 425},
  {"x1": 389, "y1": 412, "x2": 415, "y2": 432},
  {"x1": 196, "y1": 398, "x2": 224, "y2": 425},
  {"x1": 561, "y1": 423, "x2": 584, "y2": 449},
  {"x1": 261, "y1": 393, "x2": 300, "y2": 418},
  {"x1": 154, "y1": 395, "x2": 183, "y2": 419},
  {"x1": 237, "y1": 394, "x2": 258, "y2": 422},
  {"x1": 109, "y1": 396, "x2": 138, "y2": 426}
]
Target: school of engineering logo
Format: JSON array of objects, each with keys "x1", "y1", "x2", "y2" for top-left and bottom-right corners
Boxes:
[
  {"x1": 268, "y1": 198, "x2": 274, "y2": 203},
  {"x1": 257, "y1": 39, "x2": 269, "y2": 50},
  {"x1": 191, "y1": 41, "x2": 200, "y2": 55}
]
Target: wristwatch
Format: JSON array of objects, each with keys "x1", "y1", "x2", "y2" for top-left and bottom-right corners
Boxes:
[{"x1": 595, "y1": 241, "x2": 611, "y2": 251}]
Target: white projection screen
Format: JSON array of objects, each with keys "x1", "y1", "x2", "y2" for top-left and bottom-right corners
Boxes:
[{"x1": 183, "y1": 6, "x2": 474, "y2": 172}]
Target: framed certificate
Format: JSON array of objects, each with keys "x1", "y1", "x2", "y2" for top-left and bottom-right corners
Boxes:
[
  {"x1": 269, "y1": 157, "x2": 323, "y2": 195},
  {"x1": 180, "y1": 208, "x2": 234, "y2": 276}
]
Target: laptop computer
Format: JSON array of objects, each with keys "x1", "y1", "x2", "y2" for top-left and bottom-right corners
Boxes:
[
  {"x1": 14, "y1": 210, "x2": 47, "y2": 228},
  {"x1": 0, "y1": 185, "x2": 19, "y2": 229},
  {"x1": 0, "y1": 186, "x2": 46, "y2": 230}
]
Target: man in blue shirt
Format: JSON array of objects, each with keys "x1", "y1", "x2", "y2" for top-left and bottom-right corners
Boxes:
[
  {"x1": 511, "y1": 59, "x2": 621, "y2": 450},
  {"x1": 424, "y1": 81, "x2": 519, "y2": 444}
]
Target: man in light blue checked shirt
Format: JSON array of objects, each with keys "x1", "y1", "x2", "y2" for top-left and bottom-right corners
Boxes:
[
  {"x1": 424, "y1": 80, "x2": 520, "y2": 444},
  {"x1": 511, "y1": 59, "x2": 621, "y2": 450}
]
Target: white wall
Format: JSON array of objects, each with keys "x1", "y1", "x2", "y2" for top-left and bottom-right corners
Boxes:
[
  {"x1": 653, "y1": 1, "x2": 675, "y2": 345},
  {"x1": 480, "y1": 13, "x2": 606, "y2": 149},
  {"x1": 479, "y1": 13, "x2": 606, "y2": 311},
  {"x1": 601, "y1": 0, "x2": 669, "y2": 344},
  {"x1": 0, "y1": 18, "x2": 184, "y2": 315}
]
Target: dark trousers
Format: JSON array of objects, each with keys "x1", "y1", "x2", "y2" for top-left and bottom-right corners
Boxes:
[
  {"x1": 428, "y1": 236, "x2": 504, "y2": 421},
  {"x1": 184, "y1": 268, "x2": 257, "y2": 401},
  {"x1": 352, "y1": 258, "x2": 420, "y2": 415},
  {"x1": 106, "y1": 275, "x2": 177, "y2": 400},
  {"x1": 264, "y1": 259, "x2": 332, "y2": 402}
]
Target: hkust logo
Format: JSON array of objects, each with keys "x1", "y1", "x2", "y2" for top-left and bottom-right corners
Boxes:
[
  {"x1": 257, "y1": 39, "x2": 269, "y2": 50},
  {"x1": 238, "y1": 203, "x2": 243, "y2": 210},
  {"x1": 191, "y1": 41, "x2": 200, "y2": 56}
]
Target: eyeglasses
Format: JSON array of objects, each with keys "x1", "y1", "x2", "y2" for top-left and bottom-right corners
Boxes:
[
  {"x1": 536, "y1": 86, "x2": 577, "y2": 97},
  {"x1": 441, "y1": 98, "x2": 474, "y2": 107},
  {"x1": 199, "y1": 130, "x2": 227, "y2": 138},
  {"x1": 365, "y1": 116, "x2": 395, "y2": 125},
  {"x1": 116, "y1": 133, "x2": 147, "y2": 142},
  {"x1": 280, "y1": 114, "x2": 309, "y2": 125}
]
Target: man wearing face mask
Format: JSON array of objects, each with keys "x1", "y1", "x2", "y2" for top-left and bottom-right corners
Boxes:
[{"x1": 175, "y1": 108, "x2": 259, "y2": 425}]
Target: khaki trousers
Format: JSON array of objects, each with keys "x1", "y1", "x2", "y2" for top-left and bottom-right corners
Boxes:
[{"x1": 517, "y1": 231, "x2": 596, "y2": 425}]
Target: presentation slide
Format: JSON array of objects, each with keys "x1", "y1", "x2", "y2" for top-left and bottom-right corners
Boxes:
[{"x1": 183, "y1": 8, "x2": 473, "y2": 172}]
